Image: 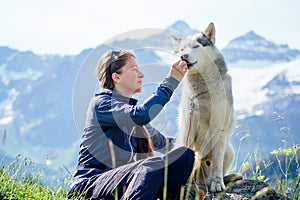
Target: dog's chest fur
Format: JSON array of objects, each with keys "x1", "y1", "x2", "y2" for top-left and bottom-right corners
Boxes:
[
  {"x1": 180, "y1": 57, "x2": 234, "y2": 150},
  {"x1": 186, "y1": 72, "x2": 208, "y2": 95}
]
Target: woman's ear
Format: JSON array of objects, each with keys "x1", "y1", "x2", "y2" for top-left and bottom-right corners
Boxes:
[{"x1": 112, "y1": 72, "x2": 121, "y2": 83}]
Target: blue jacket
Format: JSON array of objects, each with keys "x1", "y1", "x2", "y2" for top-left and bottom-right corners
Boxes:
[{"x1": 71, "y1": 77, "x2": 179, "y2": 186}]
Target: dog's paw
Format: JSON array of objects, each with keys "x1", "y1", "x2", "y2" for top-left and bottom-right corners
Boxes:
[{"x1": 210, "y1": 176, "x2": 225, "y2": 192}]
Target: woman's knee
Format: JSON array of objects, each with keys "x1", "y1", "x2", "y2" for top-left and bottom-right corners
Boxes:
[
  {"x1": 179, "y1": 146, "x2": 194, "y2": 157},
  {"x1": 166, "y1": 146, "x2": 195, "y2": 172},
  {"x1": 170, "y1": 146, "x2": 194, "y2": 161},
  {"x1": 177, "y1": 146, "x2": 195, "y2": 166}
]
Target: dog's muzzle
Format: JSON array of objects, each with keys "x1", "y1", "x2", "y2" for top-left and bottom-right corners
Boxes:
[{"x1": 181, "y1": 55, "x2": 197, "y2": 68}]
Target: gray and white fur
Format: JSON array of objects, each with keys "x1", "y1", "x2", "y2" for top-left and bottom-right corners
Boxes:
[{"x1": 172, "y1": 23, "x2": 235, "y2": 192}]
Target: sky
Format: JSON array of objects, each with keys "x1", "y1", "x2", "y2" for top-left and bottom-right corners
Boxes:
[{"x1": 0, "y1": 0, "x2": 299, "y2": 56}]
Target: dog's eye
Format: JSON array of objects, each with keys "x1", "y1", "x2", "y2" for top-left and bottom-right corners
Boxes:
[{"x1": 192, "y1": 45, "x2": 200, "y2": 48}]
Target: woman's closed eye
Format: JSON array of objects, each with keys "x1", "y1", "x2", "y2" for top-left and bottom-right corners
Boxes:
[{"x1": 132, "y1": 67, "x2": 140, "y2": 72}]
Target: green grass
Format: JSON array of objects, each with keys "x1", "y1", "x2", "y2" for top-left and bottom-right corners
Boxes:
[{"x1": 0, "y1": 157, "x2": 69, "y2": 200}]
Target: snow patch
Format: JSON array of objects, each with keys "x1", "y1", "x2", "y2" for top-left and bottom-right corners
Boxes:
[
  {"x1": 20, "y1": 119, "x2": 44, "y2": 134},
  {"x1": 231, "y1": 58, "x2": 300, "y2": 116},
  {"x1": 0, "y1": 116, "x2": 13, "y2": 125},
  {"x1": 0, "y1": 64, "x2": 43, "y2": 85},
  {"x1": 0, "y1": 88, "x2": 19, "y2": 125}
]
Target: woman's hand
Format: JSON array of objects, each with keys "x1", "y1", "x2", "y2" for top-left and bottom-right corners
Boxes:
[{"x1": 169, "y1": 60, "x2": 188, "y2": 81}]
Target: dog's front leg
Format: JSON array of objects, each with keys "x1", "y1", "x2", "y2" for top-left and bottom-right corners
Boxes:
[{"x1": 209, "y1": 133, "x2": 226, "y2": 192}]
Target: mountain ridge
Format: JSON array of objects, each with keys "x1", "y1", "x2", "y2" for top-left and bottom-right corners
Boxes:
[{"x1": 222, "y1": 30, "x2": 300, "y2": 63}]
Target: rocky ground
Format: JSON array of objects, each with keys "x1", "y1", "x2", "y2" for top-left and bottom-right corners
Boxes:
[{"x1": 175, "y1": 174, "x2": 290, "y2": 200}]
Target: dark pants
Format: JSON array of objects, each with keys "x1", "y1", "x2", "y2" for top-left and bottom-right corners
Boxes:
[{"x1": 68, "y1": 146, "x2": 195, "y2": 200}]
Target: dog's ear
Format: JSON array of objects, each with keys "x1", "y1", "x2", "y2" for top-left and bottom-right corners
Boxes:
[
  {"x1": 171, "y1": 35, "x2": 180, "y2": 47},
  {"x1": 171, "y1": 35, "x2": 181, "y2": 53},
  {"x1": 203, "y1": 23, "x2": 216, "y2": 44}
]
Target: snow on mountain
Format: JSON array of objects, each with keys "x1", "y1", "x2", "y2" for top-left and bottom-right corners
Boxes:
[
  {"x1": 0, "y1": 64, "x2": 43, "y2": 86},
  {"x1": 230, "y1": 58, "x2": 300, "y2": 118},
  {"x1": 166, "y1": 20, "x2": 199, "y2": 36},
  {"x1": 0, "y1": 46, "x2": 86, "y2": 162},
  {"x1": 222, "y1": 31, "x2": 300, "y2": 64},
  {"x1": 0, "y1": 88, "x2": 19, "y2": 125},
  {"x1": 229, "y1": 58, "x2": 300, "y2": 162}
]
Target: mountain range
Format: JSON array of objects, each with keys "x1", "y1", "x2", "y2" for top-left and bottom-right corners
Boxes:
[{"x1": 0, "y1": 20, "x2": 299, "y2": 184}]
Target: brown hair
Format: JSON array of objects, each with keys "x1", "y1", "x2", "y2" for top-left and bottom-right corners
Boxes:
[
  {"x1": 136, "y1": 126, "x2": 154, "y2": 160},
  {"x1": 97, "y1": 49, "x2": 136, "y2": 90}
]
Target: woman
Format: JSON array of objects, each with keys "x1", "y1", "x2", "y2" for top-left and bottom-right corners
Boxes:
[{"x1": 68, "y1": 49, "x2": 195, "y2": 199}]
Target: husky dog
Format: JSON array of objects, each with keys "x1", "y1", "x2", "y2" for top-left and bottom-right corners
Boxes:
[{"x1": 172, "y1": 23, "x2": 235, "y2": 192}]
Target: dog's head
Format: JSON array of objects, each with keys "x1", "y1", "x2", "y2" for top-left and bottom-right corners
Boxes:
[{"x1": 171, "y1": 23, "x2": 216, "y2": 71}]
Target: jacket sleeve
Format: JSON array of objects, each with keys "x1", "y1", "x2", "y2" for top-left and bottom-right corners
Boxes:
[{"x1": 95, "y1": 77, "x2": 179, "y2": 127}]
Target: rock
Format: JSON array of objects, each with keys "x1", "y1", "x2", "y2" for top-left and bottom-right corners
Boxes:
[{"x1": 177, "y1": 178, "x2": 289, "y2": 200}]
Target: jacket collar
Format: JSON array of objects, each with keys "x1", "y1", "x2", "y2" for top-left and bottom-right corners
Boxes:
[{"x1": 96, "y1": 88, "x2": 138, "y2": 105}]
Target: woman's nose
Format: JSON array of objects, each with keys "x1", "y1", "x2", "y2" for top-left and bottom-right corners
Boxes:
[{"x1": 139, "y1": 71, "x2": 144, "y2": 78}]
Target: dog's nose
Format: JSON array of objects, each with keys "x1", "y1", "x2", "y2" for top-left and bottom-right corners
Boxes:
[{"x1": 181, "y1": 54, "x2": 189, "y2": 60}]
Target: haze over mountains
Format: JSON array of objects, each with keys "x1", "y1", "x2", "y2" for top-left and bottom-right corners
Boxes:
[{"x1": 0, "y1": 20, "x2": 299, "y2": 183}]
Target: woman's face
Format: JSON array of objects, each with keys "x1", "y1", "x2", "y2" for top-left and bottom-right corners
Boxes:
[{"x1": 115, "y1": 56, "x2": 144, "y2": 96}]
